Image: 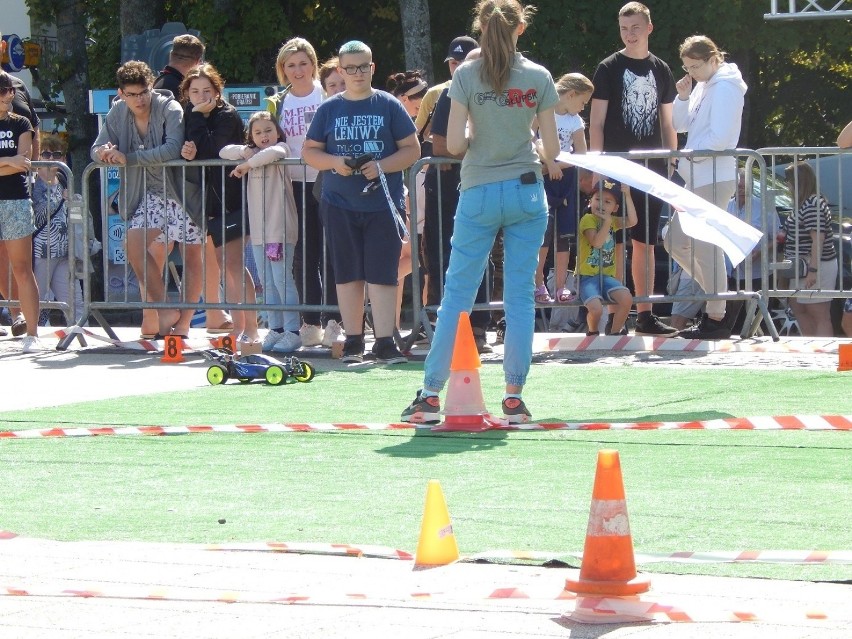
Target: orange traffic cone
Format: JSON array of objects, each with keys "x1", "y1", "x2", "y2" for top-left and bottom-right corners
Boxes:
[
  {"x1": 414, "y1": 480, "x2": 459, "y2": 567},
  {"x1": 565, "y1": 450, "x2": 650, "y2": 597},
  {"x1": 432, "y1": 312, "x2": 490, "y2": 432},
  {"x1": 161, "y1": 335, "x2": 184, "y2": 363},
  {"x1": 838, "y1": 343, "x2": 852, "y2": 372}
]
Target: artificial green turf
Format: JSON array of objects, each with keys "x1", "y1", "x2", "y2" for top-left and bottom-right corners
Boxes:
[
  {"x1": 0, "y1": 365, "x2": 849, "y2": 428},
  {"x1": 1, "y1": 430, "x2": 850, "y2": 582},
  {"x1": 1, "y1": 364, "x2": 850, "y2": 582}
]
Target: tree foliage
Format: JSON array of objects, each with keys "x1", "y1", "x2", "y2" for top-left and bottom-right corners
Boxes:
[{"x1": 24, "y1": 0, "x2": 850, "y2": 153}]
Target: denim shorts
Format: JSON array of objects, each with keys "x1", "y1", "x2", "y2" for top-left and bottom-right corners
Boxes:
[
  {"x1": 579, "y1": 273, "x2": 628, "y2": 304},
  {"x1": 0, "y1": 199, "x2": 35, "y2": 241}
]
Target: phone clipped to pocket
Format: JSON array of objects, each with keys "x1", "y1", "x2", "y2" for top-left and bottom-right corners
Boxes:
[{"x1": 518, "y1": 171, "x2": 544, "y2": 215}]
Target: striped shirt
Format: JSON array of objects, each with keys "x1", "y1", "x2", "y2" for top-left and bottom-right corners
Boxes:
[{"x1": 784, "y1": 194, "x2": 836, "y2": 261}]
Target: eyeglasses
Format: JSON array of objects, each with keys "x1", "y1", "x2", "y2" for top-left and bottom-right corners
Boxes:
[
  {"x1": 681, "y1": 60, "x2": 708, "y2": 73},
  {"x1": 0, "y1": 86, "x2": 15, "y2": 96},
  {"x1": 341, "y1": 63, "x2": 372, "y2": 76},
  {"x1": 40, "y1": 151, "x2": 65, "y2": 160},
  {"x1": 122, "y1": 87, "x2": 151, "y2": 99}
]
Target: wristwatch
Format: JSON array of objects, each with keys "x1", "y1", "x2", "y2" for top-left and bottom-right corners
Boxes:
[{"x1": 807, "y1": 266, "x2": 817, "y2": 273}]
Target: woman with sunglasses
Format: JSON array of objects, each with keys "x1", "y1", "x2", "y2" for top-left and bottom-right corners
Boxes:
[
  {"x1": 664, "y1": 35, "x2": 748, "y2": 340},
  {"x1": 32, "y1": 136, "x2": 86, "y2": 329},
  {"x1": 0, "y1": 70, "x2": 41, "y2": 352}
]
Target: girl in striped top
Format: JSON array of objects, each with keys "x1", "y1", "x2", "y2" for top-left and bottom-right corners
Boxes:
[{"x1": 783, "y1": 162, "x2": 837, "y2": 336}]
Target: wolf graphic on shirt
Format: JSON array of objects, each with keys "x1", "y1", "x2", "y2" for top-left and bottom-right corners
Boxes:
[{"x1": 621, "y1": 69, "x2": 658, "y2": 141}]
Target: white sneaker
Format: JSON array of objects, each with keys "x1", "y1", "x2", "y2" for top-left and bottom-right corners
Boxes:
[
  {"x1": 272, "y1": 331, "x2": 302, "y2": 353},
  {"x1": 299, "y1": 323, "x2": 324, "y2": 347},
  {"x1": 321, "y1": 320, "x2": 344, "y2": 347},
  {"x1": 262, "y1": 330, "x2": 285, "y2": 352},
  {"x1": 21, "y1": 335, "x2": 43, "y2": 353}
]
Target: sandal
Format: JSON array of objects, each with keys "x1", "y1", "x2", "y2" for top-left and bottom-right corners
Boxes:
[
  {"x1": 207, "y1": 320, "x2": 235, "y2": 334},
  {"x1": 555, "y1": 287, "x2": 575, "y2": 303},
  {"x1": 534, "y1": 284, "x2": 553, "y2": 304}
]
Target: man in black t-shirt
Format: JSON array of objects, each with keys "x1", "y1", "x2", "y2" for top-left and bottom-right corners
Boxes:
[
  {"x1": 589, "y1": 2, "x2": 678, "y2": 336},
  {"x1": 152, "y1": 34, "x2": 204, "y2": 98}
]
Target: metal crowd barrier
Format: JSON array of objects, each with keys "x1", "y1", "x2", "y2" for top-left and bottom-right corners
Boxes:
[
  {"x1": 406, "y1": 149, "x2": 783, "y2": 343},
  {"x1": 0, "y1": 161, "x2": 85, "y2": 336},
  {"x1": 55, "y1": 158, "x2": 337, "y2": 350},
  {"x1": 17, "y1": 147, "x2": 845, "y2": 351},
  {"x1": 757, "y1": 146, "x2": 850, "y2": 299}
]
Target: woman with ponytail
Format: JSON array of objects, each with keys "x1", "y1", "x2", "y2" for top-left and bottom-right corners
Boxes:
[{"x1": 401, "y1": 0, "x2": 559, "y2": 424}]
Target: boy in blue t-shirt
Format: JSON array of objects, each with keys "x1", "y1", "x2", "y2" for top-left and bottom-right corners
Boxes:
[{"x1": 303, "y1": 41, "x2": 420, "y2": 364}]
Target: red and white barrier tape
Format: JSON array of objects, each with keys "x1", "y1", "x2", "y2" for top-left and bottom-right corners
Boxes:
[
  {"x1": 52, "y1": 327, "x2": 219, "y2": 352},
  {"x1": 53, "y1": 327, "x2": 843, "y2": 354},
  {"x1": 204, "y1": 540, "x2": 413, "y2": 561},
  {"x1": 569, "y1": 595, "x2": 843, "y2": 624},
  {"x1": 1, "y1": 532, "x2": 847, "y2": 566},
  {"x1": 2, "y1": 415, "x2": 850, "y2": 439},
  {"x1": 0, "y1": 582, "x2": 573, "y2": 606},
  {"x1": 0, "y1": 583, "x2": 846, "y2": 623},
  {"x1": 470, "y1": 549, "x2": 852, "y2": 565},
  {"x1": 536, "y1": 334, "x2": 843, "y2": 354}
]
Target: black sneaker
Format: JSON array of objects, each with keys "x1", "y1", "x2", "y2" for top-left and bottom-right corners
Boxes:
[
  {"x1": 472, "y1": 327, "x2": 492, "y2": 354},
  {"x1": 401, "y1": 390, "x2": 441, "y2": 423},
  {"x1": 341, "y1": 334, "x2": 365, "y2": 363},
  {"x1": 605, "y1": 318, "x2": 629, "y2": 336},
  {"x1": 677, "y1": 314, "x2": 731, "y2": 340},
  {"x1": 371, "y1": 336, "x2": 408, "y2": 364},
  {"x1": 634, "y1": 313, "x2": 678, "y2": 337},
  {"x1": 502, "y1": 397, "x2": 532, "y2": 424},
  {"x1": 604, "y1": 315, "x2": 630, "y2": 335}
]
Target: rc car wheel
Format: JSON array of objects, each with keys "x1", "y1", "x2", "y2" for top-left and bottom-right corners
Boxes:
[
  {"x1": 206, "y1": 364, "x2": 228, "y2": 385},
  {"x1": 293, "y1": 362, "x2": 315, "y2": 382},
  {"x1": 265, "y1": 365, "x2": 286, "y2": 386}
]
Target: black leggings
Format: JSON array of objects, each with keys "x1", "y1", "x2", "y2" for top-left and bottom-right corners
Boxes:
[{"x1": 292, "y1": 181, "x2": 339, "y2": 325}]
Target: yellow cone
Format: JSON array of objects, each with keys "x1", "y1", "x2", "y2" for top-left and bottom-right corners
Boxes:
[{"x1": 414, "y1": 480, "x2": 459, "y2": 567}]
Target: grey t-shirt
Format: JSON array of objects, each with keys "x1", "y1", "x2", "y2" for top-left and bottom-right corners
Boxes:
[
  {"x1": 131, "y1": 125, "x2": 166, "y2": 195},
  {"x1": 448, "y1": 52, "x2": 558, "y2": 189}
]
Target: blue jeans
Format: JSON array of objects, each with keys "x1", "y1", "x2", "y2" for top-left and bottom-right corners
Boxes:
[
  {"x1": 251, "y1": 243, "x2": 300, "y2": 332},
  {"x1": 424, "y1": 176, "x2": 547, "y2": 390}
]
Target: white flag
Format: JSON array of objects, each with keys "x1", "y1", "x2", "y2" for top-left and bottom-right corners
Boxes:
[{"x1": 556, "y1": 152, "x2": 762, "y2": 267}]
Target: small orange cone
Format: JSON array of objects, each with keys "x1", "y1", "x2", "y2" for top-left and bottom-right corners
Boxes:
[
  {"x1": 432, "y1": 312, "x2": 490, "y2": 432},
  {"x1": 414, "y1": 480, "x2": 459, "y2": 567},
  {"x1": 160, "y1": 335, "x2": 184, "y2": 363},
  {"x1": 838, "y1": 343, "x2": 852, "y2": 372},
  {"x1": 565, "y1": 450, "x2": 650, "y2": 597}
]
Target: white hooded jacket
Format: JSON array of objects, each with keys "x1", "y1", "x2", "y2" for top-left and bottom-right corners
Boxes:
[{"x1": 672, "y1": 62, "x2": 747, "y2": 189}]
